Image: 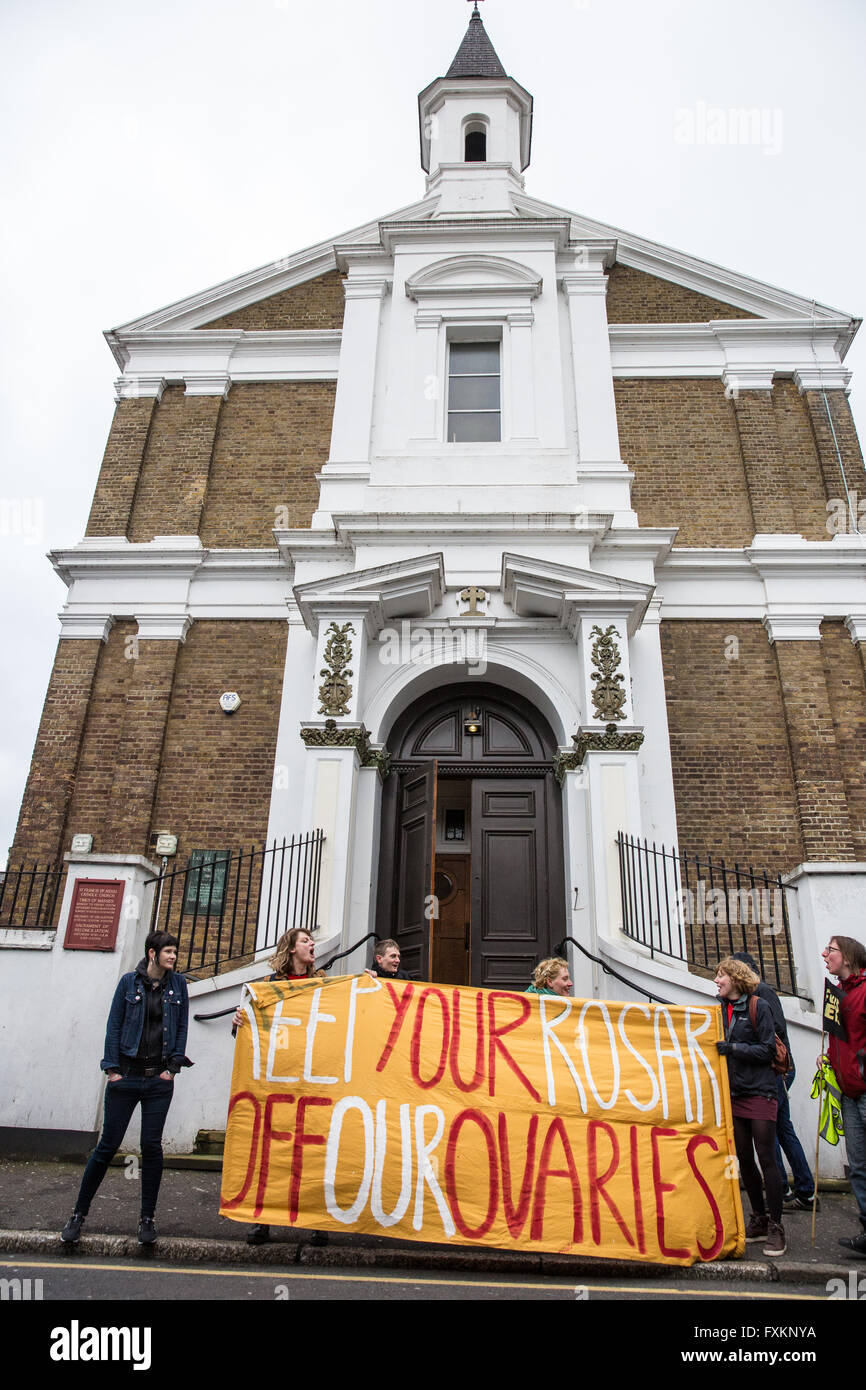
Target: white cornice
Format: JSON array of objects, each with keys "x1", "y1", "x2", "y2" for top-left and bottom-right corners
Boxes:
[
  {"x1": 405, "y1": 254, "x2": 542, "y2": 302},
  {"x1": 610, "y1": 319, "x2": 853, "y2": 379},
  {"x1": 657, "y1": 536, "x2": 866, "y2": 621},
  {"x1": 378, "y1": 217, "x2": 575, "y2": 255},
  {"x1": 108, "y1": 329, "x2": 343, "y2": 388}
]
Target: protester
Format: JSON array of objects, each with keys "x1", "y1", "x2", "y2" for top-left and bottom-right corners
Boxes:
[
  {"x1": 714, "y1": 956, "x2": 786, "y2": 1257},
  {"x1": 231, "y1": 927, "x2": 326, "y2": 1248},
  {"x1": 60, "y1": 931, "x2": 192, "y2": 1247},
  {"x1": 526, "y1": 957, "x2": 573, "y2": 997},
  {"x1": 368, "y1": 939, "x2": 409, "y2": 980},
  {"x1": 822, "y1": 935, "x2": 866, "y2": 1258},
  {"x1": 731, "y1": 951, "x2": 816, "y2": 1213}
]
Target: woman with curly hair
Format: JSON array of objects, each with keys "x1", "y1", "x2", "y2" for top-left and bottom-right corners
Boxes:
[
  {"x1": 232, "y1": 927, "x2": 325, "y2": 1247},
  {"x1": 714, "y1": 954, "x2": 785, "y2": 1258},
  {"x1": 526, "y1": 957, "x2": 572, "y2": 997}
]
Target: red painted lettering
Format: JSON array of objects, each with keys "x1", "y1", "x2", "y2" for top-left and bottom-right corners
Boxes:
[
  {"x1": 289, "y1": 1096, "x2": 333, "y2": 1224},
  {"x1": 410, "y1": 988, "x2": 450, "y2": 1089},
  {"x1": 487, "y1": 993, "x2": 541, "y2": 1102},
  {"x1": 449, "y1": 988, "x2": 485, "y2": 1092},
  {"x1": 686, "y1": 1134, "x2": 725, "y2": 1261},
  {"x1": 587, "y1": 1119, "x2": 634, "y2": 1248},
  {"x1": 650, "y1": 1126, "x2": 689, "y2": 1260},
  {"x1": 375, "y1": 982, "x2": 415, "y2": 1072},
  {"x1": 221, "y1": 1091, "x2": 262, "y2": 1210},
  {"x1": 254, "y1": 1093, "x2": 294, "y2": 1219},
  {"x1": 445, "y1": 1109, "x2": 499, "y2": 1239},
  {"x1": 498, "y1": 1112, "x2": 539, "y2": 1238},
  {"x1": 530, "y1": 1117, "x2": 583, "y2": 1243},
  {"x1": 629, "y1": 1123, "x2": 647, "y2": 1255}
]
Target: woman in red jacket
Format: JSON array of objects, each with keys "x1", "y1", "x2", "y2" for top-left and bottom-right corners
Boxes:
[{"x1": 823, "y1": 935, "x2": 866, "y2": 1257}]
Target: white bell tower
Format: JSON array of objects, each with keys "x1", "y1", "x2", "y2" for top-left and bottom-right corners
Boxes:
[{"x1": 418, "y1": 2, "x2": 533, "y2": 216}]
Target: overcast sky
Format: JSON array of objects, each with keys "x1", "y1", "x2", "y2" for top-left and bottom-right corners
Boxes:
[{"x1": 2, "y1": 0, "x2": 865, "y2": 862}]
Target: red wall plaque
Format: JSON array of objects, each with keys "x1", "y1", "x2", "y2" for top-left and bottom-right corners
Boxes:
[{"x1": 63, "y1": 879, "x2": 125, "y2": 952}]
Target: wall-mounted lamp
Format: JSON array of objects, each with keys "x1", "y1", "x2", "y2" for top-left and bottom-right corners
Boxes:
[{"x1": 464, "y1": 707, "x2": 482, "y2": 736}]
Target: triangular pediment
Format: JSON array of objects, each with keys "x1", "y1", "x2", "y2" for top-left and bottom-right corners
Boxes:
[
  {"x1": 501, "y1": 553, "x2": 654, "y2": 635},
  {"x1": 292, "y1": 553, "x2": 446, "y2": 637},
  {"x1": 514, "y1": 192, "x2": 856, "y2": 331}
]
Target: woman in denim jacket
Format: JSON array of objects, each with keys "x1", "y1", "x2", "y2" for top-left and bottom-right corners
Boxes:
[{"x1": 60, "y1": 930, "x2": 192, "y2": 1247}]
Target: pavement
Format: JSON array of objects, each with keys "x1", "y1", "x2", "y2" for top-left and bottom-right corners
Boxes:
[{"x1": 1, "y1": 1156, "x2": 864, "y2": 1285}]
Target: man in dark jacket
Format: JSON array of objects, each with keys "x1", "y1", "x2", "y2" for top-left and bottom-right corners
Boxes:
[
  {"x1": 822, "y1": 935, "x2": 866, "y2": 1257},
  {"x1": 370, "y1": 939, "x2": 409, "y2": 980},
  {"x1": 732, "y1": 953, "x2": 816, "y2": 1212}
]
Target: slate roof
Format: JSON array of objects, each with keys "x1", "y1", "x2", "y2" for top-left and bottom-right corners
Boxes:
[{"x1": 446, "y1": 5, "x2": 507, "y2": 79}]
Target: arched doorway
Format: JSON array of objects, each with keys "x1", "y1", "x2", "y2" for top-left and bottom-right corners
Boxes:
[{"x1": 375, "y1": 683, "x2": 566, "y2": 988}]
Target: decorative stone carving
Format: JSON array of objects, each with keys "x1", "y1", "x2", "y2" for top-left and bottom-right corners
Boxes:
[
  {"x1": 317, "y1": 622, "x2": 354, "y2": 716},
  {"x1": 300, "y1": 720, "x2": 390, "y2": 778},
  {"x1": 589, "y1": 624, "x2": 627, "y2": 722},
  {"x1": 573, "y1": 723, "x2": 645, "y2": 765}
]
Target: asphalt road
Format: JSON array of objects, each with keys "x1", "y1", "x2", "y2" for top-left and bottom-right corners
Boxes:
[{"x1": 0, "y1": 1254, "x2": 834, "y2": 1301}]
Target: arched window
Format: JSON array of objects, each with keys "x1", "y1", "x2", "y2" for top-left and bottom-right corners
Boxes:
[{"x1": 463, "y1": 119, "x2": 488, "y2": 162}]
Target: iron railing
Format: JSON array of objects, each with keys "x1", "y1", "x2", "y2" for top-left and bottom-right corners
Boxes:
[
  {"x1": 145, "y1": 832, "x2": 325, "y2": 976},
  {"x1": 0, "y1": 861, "x2": 67, "y2": 929},
  {"x1": 616, "y1": 833, "x2": 798, "y2": 996}
]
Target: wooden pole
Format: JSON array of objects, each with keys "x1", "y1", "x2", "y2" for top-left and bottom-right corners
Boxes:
[{"x1": 811, "y1": 1033, "x2": 826, "y2": 1249}]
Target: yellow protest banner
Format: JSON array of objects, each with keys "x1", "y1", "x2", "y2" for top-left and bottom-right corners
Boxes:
[{"x1": 220, "y1": 975, "x2": 745, "y2": 1265}]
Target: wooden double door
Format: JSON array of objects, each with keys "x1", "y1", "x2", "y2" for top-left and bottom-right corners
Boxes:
[{"x1": 376, "y1": 688, "x2": 565, "y2": 990}]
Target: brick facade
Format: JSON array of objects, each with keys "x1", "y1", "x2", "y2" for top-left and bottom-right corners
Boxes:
[
  {"x1": 199, "y1": 382, "x2": 335, "y2": 546},
  {"x1": 129, "y1": 388, "x2": 223, "y2": 542},
  {"x1": 606, "y1": 263, "x2": 755, "y2": 324},
  {"x1": 615, "y1": 379, "x2": 754, "y2": 545},
  {"x1": 147, "y1": 620, "x2": 287, "y2": 856},
  {"x1": 660, "y1": 621, "x2": 805, "y2": 870},
  {"x1": 202, "y1": 270, "x2": 346, "y2": 331},
  {"x1": 11, "y1": 638, "x2": 103, "y2": 863},
  {"x1": 86, "y1": 397, "x2": 158, "y2": 537}
]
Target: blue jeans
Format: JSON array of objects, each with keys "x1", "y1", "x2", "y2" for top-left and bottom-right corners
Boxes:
[
  {"x1": 774, "y1": 1070, "x2": 814, "y2": 1198},
  {"x1": 75, "y1": 1074, "x2": 174, "y2": 1219},
  {"x1": 840, "y1": 1092, "x2": 866, "y2": 1223}
]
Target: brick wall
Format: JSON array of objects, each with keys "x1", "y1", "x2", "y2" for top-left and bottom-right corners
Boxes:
[
  {"x1": 148, "y1": 620, "x2": 287, "y2": 855},
  {"x1": 819, "y1": 621, "x2": 866, "y2": 860},
  {"x1": 199, "y1": 381, "x2": 335, "y2": 546},
  {"x1": 11, "y1": 638, "x2": 103, "y2": 863},
  {"x1": 202, "y1": 270, "x2": 346, "y2": 330},
  {"x1": 606, "y1": 264, "x2": 755, "y2": 323},
  {"x1": 773, "y1": 379, "x2": 831, "y2": 540},
  {"x1": 86, "y1": 397, "x2": 158, "y2": 537},
  {"x1": 660, "y1": 621, "x2": 804, "y2": 870},
  {"x1": 62, "y1": 620, "x2": 139, "y2": 853},
  {"x1": 128, "y1": 388, "x2": 222, "y2": 542},
  {"x1": 615, "y1": 379, "x2": 754, "y2": 545}
]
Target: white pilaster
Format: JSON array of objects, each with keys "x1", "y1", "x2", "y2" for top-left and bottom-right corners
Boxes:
[
  {"x1": 327, "y1": 275, "x2": 390, "y2": 467},
  {"x1": 562, "y1": 257, "x2": 622, "y2": 465}
]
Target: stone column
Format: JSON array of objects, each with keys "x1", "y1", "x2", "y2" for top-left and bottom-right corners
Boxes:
[{"x1": 767, "y1": 618, "x2": 856, "y2": 860}]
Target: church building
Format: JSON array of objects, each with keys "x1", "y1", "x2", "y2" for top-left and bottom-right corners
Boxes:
[{"x1": 3, "y1": 5, "x2": 865, "y2": 1159}]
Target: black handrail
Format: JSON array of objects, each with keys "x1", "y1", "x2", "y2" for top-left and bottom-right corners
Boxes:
[
  {"x1": 193, "y1": 931, "x2": 378, "y2": 1021},
  {"x1": 319, "y1": 931, "x2": 377, "y2": 973},
  {"x1": 555, "y1": 935, "x2": 676, "y2": 1006}
]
